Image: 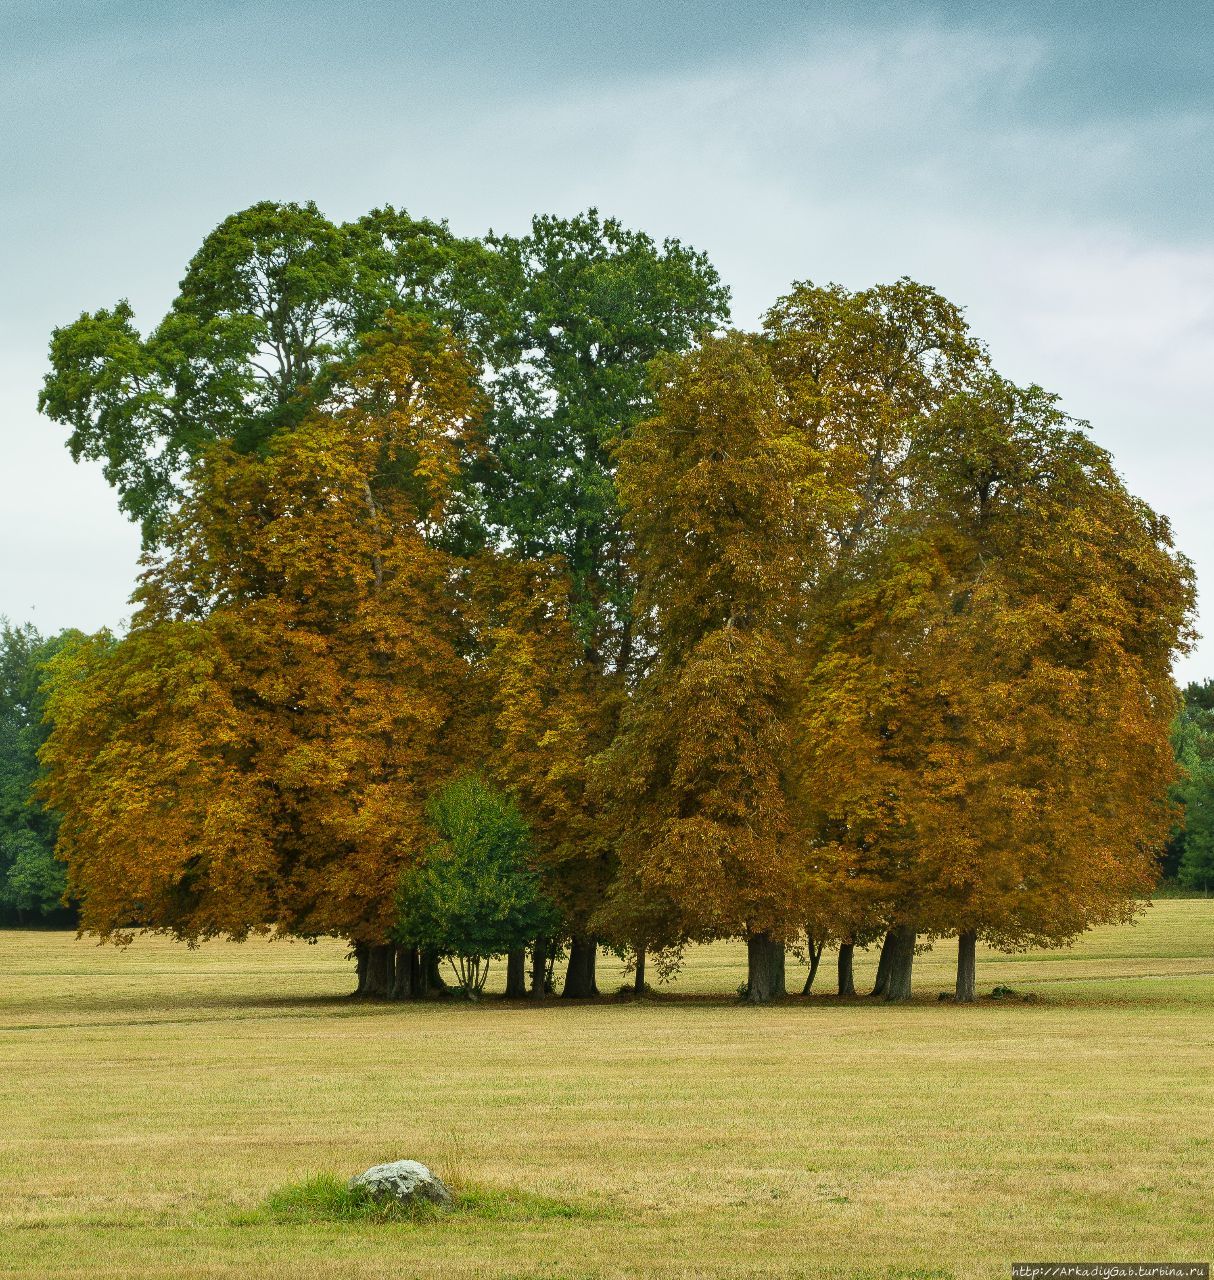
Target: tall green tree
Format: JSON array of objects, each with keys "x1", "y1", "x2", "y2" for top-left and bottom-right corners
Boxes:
[
  {"x1": 471, "y1": 212, "x2": 728, "y2": 993},
  {"x1": 480, "y1": 210, "x2": 730, "y2": 670}
]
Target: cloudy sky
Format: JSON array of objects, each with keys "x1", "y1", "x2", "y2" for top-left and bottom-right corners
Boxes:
[{"x1": 2, "y1": 0, "x2": 1211, "y2": 678}]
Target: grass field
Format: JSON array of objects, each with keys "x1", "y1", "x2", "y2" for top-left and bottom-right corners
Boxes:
[{"x1": 1, "y1": 902, "x2": 1212, "y2": 1280}]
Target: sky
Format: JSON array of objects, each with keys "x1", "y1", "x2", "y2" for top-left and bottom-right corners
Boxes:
[{"x1": 2, "y1": 0, "x2": 1211, "y2": 678}]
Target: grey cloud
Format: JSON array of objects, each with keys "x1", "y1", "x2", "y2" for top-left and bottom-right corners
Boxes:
[{"x1": 1, "y1": 2, "x2": 1210, "y2": 675}]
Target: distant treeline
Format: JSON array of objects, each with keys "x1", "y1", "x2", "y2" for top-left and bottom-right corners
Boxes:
[
  {"x1": 1164, "y1": 679, "x2": 1214, "y2": 892},
  {"x1": 0, "y1": 622, "x2": 77, "y2": 927}
]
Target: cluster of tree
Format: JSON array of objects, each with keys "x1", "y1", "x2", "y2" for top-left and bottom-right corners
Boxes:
[
  {"x1": 0, "y1": 622, "x2": 78, "y2": 925},
  {"x1": 1164, "y1": 681, "x2": 1214, "y2": 892},
  {"x1": 32, "y1": 202, "x2": 1196, "y2": 1002}
]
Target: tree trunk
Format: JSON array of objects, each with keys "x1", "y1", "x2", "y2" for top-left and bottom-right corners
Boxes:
[
  {"x1": 390, "y1": 946, "x2": 420, "y2": 1000},
  {"x1": 353, "y1": 942, "x2": 370, "y2": 996},
  {"x1": 837, "y1": 942, "x2": 856, "y2": 997},
  {"x1": 562, "y1": 936, "x2": 598, "y2": 998},
  {"x1": 884, "y1": 924, "x2": 917, "y2": 1003},
  {"x1": 634, "y1": 946, "x2": 647, "y2": 994},
  {"x1": 746, "y1": 932, "x2": 786, "y2": 1003},
  {"x1": 801, "y1": 937, "x2": 824, "y2": 995},
  {"x1": 505, "y1": 948, "x2": 528, "y2": 998},
  {"x1": 530, "y1": 936, "x2": 549, "y2": 999},
  {"x1": 361, "y1": 943, "x2": 394, "y2": 998},
  {"x1": 416, "y1": 948, "x2": 445, "y2": 998},
  {"x1": 955, "y1": 930, "x2": 977, "y2": 1003},
  {"x1": 870, "y1": 930, "x2": 896, "y2": 997}
]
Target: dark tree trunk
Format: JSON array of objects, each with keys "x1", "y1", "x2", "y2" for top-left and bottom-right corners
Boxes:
[
  {"x1": 505, "y1": 948, "x2": 528, "y2": 998},
  {"x1": 746, "y1": 933, "x2": 786, "y2": 1003},
  {"x1": 390, "y1": 946, "x2": 420, "y2": 1000},
  {"x1": 634, "y1": 946, "x2": 647, "y2": 994},
  {"x1": 427, "y1": 950, "x2": 446, "y2": 993},
  {"x1": 353, "y1": 942, "x2": 370, "y2": 996},
  {"x1": 837, "y1": 942, "x2": 856, "y2": 997},
  {"x1": 955, "y1": 930, "x2": 977, "y2": 1003},
  {"x1": 801, "y1": 937, "x2": 824, "y2": 995},
  {"x1": 562, "y1": 936, "x2": 598, "y2": 998},
  {"x1": 415, "y1": 948, "x2": 445, "y2": 997},
  {"x1": 884, "y1": 924, "x2": 917, "y2": 1003},
  {"x1": 870, "y1": 930, "x2": 896, "y2": 997},
  {"x1": 530, "y1": 936, "x2": 549, "y2": 999},
  {"x1": 362, "y1": 944, "x2": 394, "y2": 998}
]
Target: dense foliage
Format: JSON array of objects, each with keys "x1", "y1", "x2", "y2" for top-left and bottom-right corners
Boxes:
[
  {"x1": 0, "y1": 622, "x2": 77, "y2": 925},
  {"x1": 1170, "y1": 681, "x2": 1214, "y2": 891},
  {"x1": 30, "y1": 202, "x2": 1199, "y2": 1003},
  {"x1": 396, "y1": 775, "x2": 557, "y2": 995}
]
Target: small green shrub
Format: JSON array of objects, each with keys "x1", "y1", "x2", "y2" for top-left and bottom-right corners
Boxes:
[{"x1": 395, "y1": 775, "x2": 560, "y2": 997}]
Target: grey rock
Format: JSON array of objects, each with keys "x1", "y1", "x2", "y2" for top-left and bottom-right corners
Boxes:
[{"x1": 349, "y1": 1159, "x2": 453, "y2": 1208}]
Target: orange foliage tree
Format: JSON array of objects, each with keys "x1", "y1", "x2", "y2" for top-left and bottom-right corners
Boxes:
[
  {"x1": 462, "y1": 555, "x2": 617, "y2": 995},
  {"x1": 794, "y1": 372, "x2": 1195, "y2": 1000},
  {"x1": 40, "y1": 320, "x2": 482, "y2": 991},
  {"x1": 598, "y1": 331, "x2": 833, "y2": 1001}
]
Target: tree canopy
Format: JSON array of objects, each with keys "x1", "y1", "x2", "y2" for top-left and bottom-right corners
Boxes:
[
  {"x1": 1172, "y1": 682, "x2": 1214, "y2": 892},
  {"x1": 35, "y1": 207, "x2": 1198, "y2": 1004},
  {"x1": 39, "y1": 320, "x2": 482, "y2": 944}
]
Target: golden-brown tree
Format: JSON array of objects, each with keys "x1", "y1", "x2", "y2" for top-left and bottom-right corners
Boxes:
[
  {"x1": 598, "y1": 331, "x2": 830, "y2": 1001},
  {"x1": 462, "y1": 554, "x2": 617, "y2": 996},
  {"x1": 795, "y1": 373, "x2": 1195, "y2": 1000},
  {"x1": 40, "y1": 320, "x2": 482, "y2": 989}
]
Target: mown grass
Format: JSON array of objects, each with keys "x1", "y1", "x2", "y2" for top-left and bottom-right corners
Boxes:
[{"x1": 0, "y1": 901, "x2": 1211, "y2": 1279}]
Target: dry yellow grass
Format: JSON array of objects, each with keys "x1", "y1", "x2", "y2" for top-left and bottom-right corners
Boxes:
[{"x1": 1, "y1": 901, "x2": 1212, "y2": 1279}]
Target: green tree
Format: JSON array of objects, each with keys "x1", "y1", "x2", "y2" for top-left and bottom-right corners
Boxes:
[
  {"x1": 470, "y1": 211, "x2": 729, "y2": 996},
  {"x1": 1174, "y1": 683, "x2": 1214, "y2": 892},
  {"x1": 0, "y1": 621, "x2": 79, "y2": 924},
  {"x1": 481, "y1": 210, "x2": 730, "y2": 670},
  {"x1": 395, "y1": 775, "x2": 558, "y2": 996},
  {"x1": 38, "y1": 201, "x2": 488, "y2": 543}
]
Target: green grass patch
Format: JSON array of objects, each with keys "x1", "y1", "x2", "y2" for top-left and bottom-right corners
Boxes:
[
  {"x1": 246, "y1": 1173, "x2": 604, "y2": 1227},
  {"x1": 457, "y1": 1184, "x2": 610, "y2": 1221},
  {"x1": 255, "y1": 1174, "x2": 437, "y2": 1224}
]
